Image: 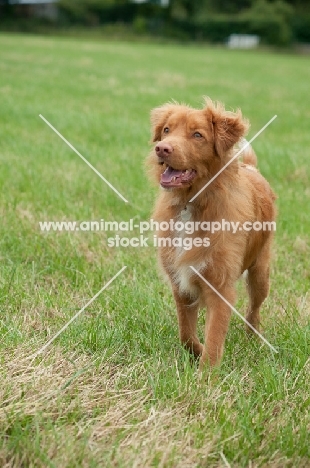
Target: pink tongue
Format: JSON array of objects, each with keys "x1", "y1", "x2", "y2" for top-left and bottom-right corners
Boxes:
[{"x1": 161, "y1": 166, "x2": 183, "y2": 183}]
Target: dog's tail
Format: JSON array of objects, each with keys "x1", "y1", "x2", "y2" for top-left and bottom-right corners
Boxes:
[{"x1": 237, "y1": 138, "x2": 257, "y2": 167}]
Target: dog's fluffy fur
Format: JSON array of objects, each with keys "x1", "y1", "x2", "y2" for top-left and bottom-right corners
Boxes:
[{"x1": 147, "y1": 98, "x2": 276, "y2": 368}]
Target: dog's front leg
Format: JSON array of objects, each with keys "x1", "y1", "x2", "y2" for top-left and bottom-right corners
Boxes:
[
  {"x1": 172, "y1": 286, "x2": 203, "y2": 358},
  {"x1": 200, "y1": 286, "x2": 236, "y2": 368}
]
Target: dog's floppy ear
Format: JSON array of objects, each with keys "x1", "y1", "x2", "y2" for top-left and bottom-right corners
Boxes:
[
  {"x1": 204, "y1": 98, "x2": 249, "y2": 157},
  {"x1": 150, "y1": 103, "x2": 177, "y2": 142}
]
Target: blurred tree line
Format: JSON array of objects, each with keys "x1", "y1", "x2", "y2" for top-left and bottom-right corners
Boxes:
[
  {"x1": 1, "y1": 0, "x2": 310, "y2": 45},
  {"x1": 57, "y1": 0, "x2": 310, "y2": 45}
]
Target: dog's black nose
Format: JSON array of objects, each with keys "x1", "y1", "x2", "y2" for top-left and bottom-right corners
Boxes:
[{"x1": 155, "y1": 142, "x2": 173, "y2": 158}]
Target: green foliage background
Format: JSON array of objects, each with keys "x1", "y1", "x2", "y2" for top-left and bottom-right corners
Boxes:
[{"x1": 1, "y1": 0, "x2": 310, "y2": 45}]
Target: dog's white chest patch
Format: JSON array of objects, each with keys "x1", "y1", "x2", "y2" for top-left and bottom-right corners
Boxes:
[
  {"x1": 174, "y1": 265, "x2": 196, "y2": 296},
  {"x1": 180, "y1": 205, "x2": 192, "y2": 222},
  {"x1": 173, "y1": 260, "x2": 207, "y2": 298},
  {"x1": 172, "y1": 205, "x2": 206, "y2": 297},
  {"x1": 161, "y1": 204, "x2": 208, "y2": 298}
]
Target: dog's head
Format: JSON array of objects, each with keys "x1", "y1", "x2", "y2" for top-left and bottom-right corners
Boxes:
[{"x1": 147, "y1": 98, "x2": 249, "y2": 190}]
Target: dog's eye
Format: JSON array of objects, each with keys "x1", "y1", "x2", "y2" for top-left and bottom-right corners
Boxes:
[
  {"x1": 163, "y1": 127, "x2": 169, "y2": 134},
  {"x1": 194, "y1": 132, "x2": 203, "y2": 139}
]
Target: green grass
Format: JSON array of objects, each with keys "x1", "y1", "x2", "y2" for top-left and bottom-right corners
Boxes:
[{"x1": 0, "y1": 33, "x2": 309, "y2": 467}]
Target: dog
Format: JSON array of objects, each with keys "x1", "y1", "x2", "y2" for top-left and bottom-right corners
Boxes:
[{"x1": 147, "y1": 98, "x2": 276, "y2": 369}]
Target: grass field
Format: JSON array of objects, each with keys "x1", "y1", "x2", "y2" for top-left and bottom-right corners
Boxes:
[{"x1": 0, "y1": 33, "x2": 309, "y2": 467}]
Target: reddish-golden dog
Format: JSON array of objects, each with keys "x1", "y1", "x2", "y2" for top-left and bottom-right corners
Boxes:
[{"x1": 147, "y1": 98, "x2": 276, "y2": 369}]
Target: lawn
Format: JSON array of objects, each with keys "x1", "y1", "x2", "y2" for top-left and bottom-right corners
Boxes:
[{"x1": 0, "y1": 33, "x2": 309, "y2": 467}]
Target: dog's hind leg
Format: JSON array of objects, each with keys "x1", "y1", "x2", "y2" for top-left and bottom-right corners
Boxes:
[
  {"x1": 246, "y1": 240, "x2": 272, "y2": 333},
  {"x1": 172, "y1": 287, "x2": 203, "y2": 358}
]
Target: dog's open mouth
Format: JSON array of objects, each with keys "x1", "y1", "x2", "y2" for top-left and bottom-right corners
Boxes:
[{"x1": 160, "y1": 165, "x2": 197, "y2": 188}]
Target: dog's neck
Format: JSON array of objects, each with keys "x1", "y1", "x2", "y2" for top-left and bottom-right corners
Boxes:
[{"x1": 167, "y1": 192, "x2": 208, "y2": 221}]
